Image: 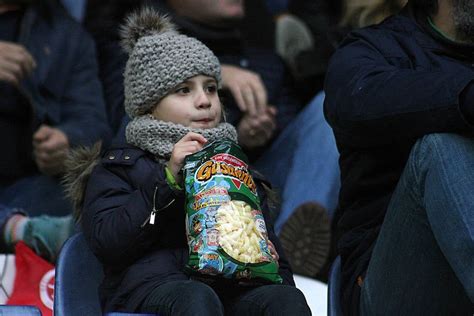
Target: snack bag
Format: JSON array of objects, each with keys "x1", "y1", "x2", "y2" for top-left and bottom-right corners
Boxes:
[{"x1": 183, "y1": 139, "x2": 282, "y2": 284}]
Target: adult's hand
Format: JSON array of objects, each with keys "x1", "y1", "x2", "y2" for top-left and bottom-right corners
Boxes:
[
  {"x1": 237, "y1": 106, "x2": 277, "y2": 149},
  {"x1": 0, "y1": 41, "x2": 36, "y2": 85},
  {"x1": 221, "y1": 64, "x2": 268, "y2": 116},
  {"x1": 33, "y1": 125, "x2": 70, "y2": 176}
]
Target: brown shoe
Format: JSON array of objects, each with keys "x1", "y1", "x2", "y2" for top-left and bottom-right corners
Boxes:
[{"x1": 279, "y1": 202, "x2": 331, "y2": 277}]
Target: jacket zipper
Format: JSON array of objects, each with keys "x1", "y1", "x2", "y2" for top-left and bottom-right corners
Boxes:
[{"x1": 141, "y1": 186, "x2": 175, "y2": 227}]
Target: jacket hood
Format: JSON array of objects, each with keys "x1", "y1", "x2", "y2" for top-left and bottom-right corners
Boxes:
[{"x1": 62, "y1": 142, "x2": 102, "y2": 222}]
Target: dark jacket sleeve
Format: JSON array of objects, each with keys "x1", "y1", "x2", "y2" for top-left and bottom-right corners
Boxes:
[
  {"x1": 55, "y1": 26, "x2": 111, "y2": 147},
  {"x1": 324, "y1": 28, "x2": 474, "y2": 147},
  {"x1": 81, "y1": 151, "x2": 179, "y2": 266}
]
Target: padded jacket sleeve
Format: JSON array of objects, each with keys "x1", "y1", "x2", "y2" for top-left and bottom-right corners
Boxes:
[
  {"x1": 324, "y1": 28, "x2": 474, "y2": 147},
  {"x1": 55, "y1": 27, "x2": 111, "y2": 147},
  {"x1": 81, "y1": 149, "x2": 181, "y2": 266}
]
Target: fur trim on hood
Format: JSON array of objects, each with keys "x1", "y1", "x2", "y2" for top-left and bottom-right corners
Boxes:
[{"x1": 62, "y1": 142, "x2": 102, "y2": 222}]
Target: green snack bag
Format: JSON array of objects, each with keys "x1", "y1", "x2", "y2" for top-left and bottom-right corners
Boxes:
[{"x1": 183, "y1": 139, "x2": 282, "y2": 284}]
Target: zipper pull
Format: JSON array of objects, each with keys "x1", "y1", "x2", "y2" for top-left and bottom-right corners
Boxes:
[
  {"x1": 141, "y1": 186, "x2": 175, "y2": 228},
  {"x1": 149, "y1": 210, "x2": 156, "y2": 225},
  {"x1": 141, "y1": 209, "x2": 157, "y2": 227}
]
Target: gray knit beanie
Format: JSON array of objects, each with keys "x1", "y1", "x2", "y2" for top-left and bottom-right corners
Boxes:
[{"x1": 120, "y1": 8, "x2": 222, "y2": 118}]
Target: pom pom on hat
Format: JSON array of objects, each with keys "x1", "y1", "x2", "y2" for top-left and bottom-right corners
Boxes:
[{"x1": 120, "y1": 8, "x2": 176, "y2": 54}]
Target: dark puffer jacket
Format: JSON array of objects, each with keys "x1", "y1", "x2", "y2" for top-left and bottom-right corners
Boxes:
[{"x1": 80, "y1": 143, "x2": 294, "y2": 313}]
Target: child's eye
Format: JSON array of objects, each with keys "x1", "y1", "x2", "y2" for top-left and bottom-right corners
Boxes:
[
  {"x1": 206, "y1": 85, "x2": 217, "y2": 93},
  {"x1": 175, "y1": 86, "x2": 190, "y2": 94}
]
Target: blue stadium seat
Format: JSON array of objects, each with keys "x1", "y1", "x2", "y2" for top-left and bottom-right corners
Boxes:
[
  {"x1": 0, "y1": 305, "x2": 41, "y2": 315},
  {"x1": 54, "y1": 233, "x2": 156, "y2": 316},
  {"x1": 328, "y1": 256, "x2": 342, "y2": 316}
]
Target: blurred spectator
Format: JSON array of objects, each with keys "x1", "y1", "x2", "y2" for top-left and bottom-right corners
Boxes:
[
  {"x1": 273, "y1": 0, "x2": 341, "y2": 102},
  {"x1": 0, "y1": 0, "x2": 110, "y2": 261},
  {"x1": 239, "y1": 0, "x2": 275, "y2": 50},
  {"x1": 325, "y1": 0, "x2": 474, "y2": 314},
  {"x1": 84, "y1": 0, "x2": 143, "y2": 135}
]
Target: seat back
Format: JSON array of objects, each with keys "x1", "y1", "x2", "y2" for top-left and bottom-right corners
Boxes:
[
  {"x1": 0, "y1": 306, "x2": 41, "y2": 315},
  {"x1": 54, "y1": 233, "x2": 103, "y2": 316},
  {"x1": 328, "y1": 256, "x2": 343, "y2": 316},
  {"x1": 54, "y1": 233, "x2": 157, "y2": 316}
]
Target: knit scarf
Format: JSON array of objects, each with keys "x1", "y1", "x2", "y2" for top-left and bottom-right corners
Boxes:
[{"x1": 126, "y1": 115, "x2": 238, "y2": 161}]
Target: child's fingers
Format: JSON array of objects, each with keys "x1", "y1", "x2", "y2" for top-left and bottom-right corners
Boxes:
[
  {"x1": 171, "y1": 143, "x2": 205, "y2": 169},
  {"x1": 180, "y1": 132, "x2": 208, "y2": 144},
  {"x1": 267, "y1": 240, "x2": 279, "y2": 262},
  {"x1": 175, "y1": 140, "x2": 205, "y2": 154},
  {"x1": 170, "y1": 134, "x2": 208, "y2": 175}
]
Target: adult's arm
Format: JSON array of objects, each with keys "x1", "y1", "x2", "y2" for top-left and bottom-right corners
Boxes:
[
  {"x1": 56, "y1": 29, "x2": 111, "y2": 147},
  {"x1": 324, "y1": 29, "x2": 474, "y2": 147}
]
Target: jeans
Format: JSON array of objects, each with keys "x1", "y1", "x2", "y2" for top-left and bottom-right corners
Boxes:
[
  {"x1": 139, "y1": 280, "x2": 311, "y2": 316},
  {"x1": 360, "y1": 133, "x2": 474, "y2": 315},
  {"x1": 0, "y1": 174, "x2": 73, "y2": 218},
  {"x1": 255, "y1": 91, "x2": 340, "y2": 233}
]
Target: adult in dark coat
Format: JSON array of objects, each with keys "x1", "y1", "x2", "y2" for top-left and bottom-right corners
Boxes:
[
  {"x1": 0, "y1": 0, "x2": 110, "y2": 215},
  {"x1": 0, "y1": 0, "x2": 110, "y2": 262},
  {"x1": 324, "y1": 0, "x2": 474, "y2": 314}
]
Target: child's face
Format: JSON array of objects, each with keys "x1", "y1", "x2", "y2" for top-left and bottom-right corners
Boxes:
[{"x1": 152, "y1": 75, "x2": 222, "y2": 129}]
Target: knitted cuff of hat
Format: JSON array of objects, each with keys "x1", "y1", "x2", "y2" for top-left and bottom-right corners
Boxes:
[
  {"x1": 126, "y1": 115, "x2": 238, "y2": 162},
  {"x1": 22, "y1": 215, "x2": 75, "y2": 263},
  {"x1": 3, "y1": 214, "x2": 29, "y2": 249}
]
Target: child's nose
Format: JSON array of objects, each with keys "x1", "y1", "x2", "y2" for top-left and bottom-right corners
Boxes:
[{"x1": 195, "y1": 90, "x2": 211, "y2": 108}]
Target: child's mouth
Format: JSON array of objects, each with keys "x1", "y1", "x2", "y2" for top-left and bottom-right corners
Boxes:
[{"x1": 194, "y1": 118, "x2": 213, "y2": 123}]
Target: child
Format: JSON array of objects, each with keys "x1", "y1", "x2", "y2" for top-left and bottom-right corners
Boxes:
[{"x1": 80, "y1": 8, "x2": 311, "y2": 315}]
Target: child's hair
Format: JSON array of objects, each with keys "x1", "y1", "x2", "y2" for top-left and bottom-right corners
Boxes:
[{"x1": 120, "y1": 7, "x2": 222, "y2": 119}]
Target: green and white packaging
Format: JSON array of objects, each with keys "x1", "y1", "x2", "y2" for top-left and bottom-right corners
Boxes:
[{"x1": 183, "y1": 139, "x2": 282, "y2": 284}]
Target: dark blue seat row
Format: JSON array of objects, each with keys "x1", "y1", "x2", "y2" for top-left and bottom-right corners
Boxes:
[
  {"x1": 54, "y1": 232, "x2": 344, "y2": 316},
  {"x1": 54, "y1": 233, "x2": 156, "y2": 316}
]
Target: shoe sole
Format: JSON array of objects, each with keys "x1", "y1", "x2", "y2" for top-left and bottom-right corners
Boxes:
[{"x1": 279, "y1": 202, "x2": 331, "y2": 277}]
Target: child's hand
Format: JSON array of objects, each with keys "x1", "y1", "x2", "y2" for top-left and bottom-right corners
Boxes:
[
  {"x1": 168, "y1": 132, "x2": 207, "y2": 183},
  {"x1": 267, "y1": 240, "x2": 279, "y2": 267}
]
